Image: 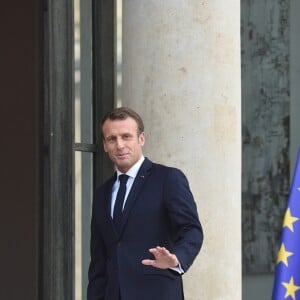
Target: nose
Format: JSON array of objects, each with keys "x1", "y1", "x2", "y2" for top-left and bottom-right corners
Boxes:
[{"x1": 116, "y1": 137, "x2": 124, "y2": 149}]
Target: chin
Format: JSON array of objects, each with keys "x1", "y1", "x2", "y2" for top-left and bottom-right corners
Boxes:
[{"x1": 116, "y1": 162, "x2": 130, "y2": 172}]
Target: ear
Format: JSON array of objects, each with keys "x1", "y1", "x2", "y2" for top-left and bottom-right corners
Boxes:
[{"x1": 139, "y1": 132, "x2": 145, "y2": 146}]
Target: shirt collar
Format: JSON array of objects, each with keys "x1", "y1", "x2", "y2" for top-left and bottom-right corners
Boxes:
[{"x1": 116, "y1": 155, "x2": 145, "y2": 179}]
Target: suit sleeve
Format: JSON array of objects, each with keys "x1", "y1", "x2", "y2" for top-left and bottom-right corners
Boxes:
[
  {"x1": 87, "y1": 189, "x2": 107, "y2": 300},
  {"x1": 164, "y1": 168, "x2": 204, "y2": 272}
]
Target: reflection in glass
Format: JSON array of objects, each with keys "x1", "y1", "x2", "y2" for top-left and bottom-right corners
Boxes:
[
  {"x1": 75, "y1": 151, "x2": 93, "y2": 300},
  {"x1": 74, "y1": 0, "x2": 93, "y2": 299},
  {"x1": 74, "y1": 0, "x2": 93, "y2": 144},
  {"x1": 116, "y1": 0, "x2": 122, "y2": 107}
]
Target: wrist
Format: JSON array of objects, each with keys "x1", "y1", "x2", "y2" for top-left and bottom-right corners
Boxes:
[{"x1": 173, "y1": 255, "x2": 179, "y2": 267}]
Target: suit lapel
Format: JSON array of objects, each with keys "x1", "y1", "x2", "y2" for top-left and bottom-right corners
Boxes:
[
  {"x1": 103, "y1": 173, "x2": 118, "y2": 234},
  {"x1": 120, "y1": 158, "x2": 152, "y2": 235}
]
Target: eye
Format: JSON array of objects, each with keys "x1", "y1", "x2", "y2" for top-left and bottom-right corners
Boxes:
[
  {"x1": 123, "y1": 134, "x2": 132, "y2": 140},
  {"x1": 106, "y1": 136, "x2": 116, "y2": 143}
]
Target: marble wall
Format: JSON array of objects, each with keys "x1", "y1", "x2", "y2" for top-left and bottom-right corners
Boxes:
[{"x1": 122, "y1": 1, "x2": 241, "y2": 299}]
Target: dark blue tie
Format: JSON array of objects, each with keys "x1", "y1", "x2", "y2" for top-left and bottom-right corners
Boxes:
[{"x1": 113, "y1": 174, "x2": 129, "y2": 233}]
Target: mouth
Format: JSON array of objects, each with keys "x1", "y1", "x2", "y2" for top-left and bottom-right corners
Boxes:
[{"x1": 116, "y1": 153, "x2": 129, "y2": 160}]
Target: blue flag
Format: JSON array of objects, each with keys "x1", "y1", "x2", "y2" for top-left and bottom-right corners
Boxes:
[{"x1": 272, "y1": 149, "x2": 300, "y2": 300}]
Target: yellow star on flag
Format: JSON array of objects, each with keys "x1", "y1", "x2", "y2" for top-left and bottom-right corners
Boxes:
[
  {"x1": 276, "y1": 243, "x2": 293, "y2": 266},
  {"x1": 283, "y1": 208, "x2": 299, "y2": 232},
  {"x1": 282, "y1": 277, "x2": 300, "y2": 300}
]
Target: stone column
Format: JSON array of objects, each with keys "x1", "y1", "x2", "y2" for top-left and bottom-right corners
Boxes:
[{"x1": 122, "y1": 1, "x2": 241, "y2": 299}]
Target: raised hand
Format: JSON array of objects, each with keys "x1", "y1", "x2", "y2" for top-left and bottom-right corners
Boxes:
[{"x1": 141, "y1": 246, "x2": 179, "y2": 269}]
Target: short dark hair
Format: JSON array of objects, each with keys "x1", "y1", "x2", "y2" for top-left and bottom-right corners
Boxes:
[{"x1": 101, "y1": 107, "x2": 144, "y2": 136}]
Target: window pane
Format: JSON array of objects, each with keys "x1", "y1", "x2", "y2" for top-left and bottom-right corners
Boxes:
[
  {"x1": 75, "y1": 151, "x2": 93, "y2": 300},
  {"x1": 74, "y1": 0, "x2": 93, "y2": 143}
]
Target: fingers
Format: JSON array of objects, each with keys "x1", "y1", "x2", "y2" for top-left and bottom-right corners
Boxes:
[
  {"x1": 149, "y1": 246, "x2": 170, "y2": 257},
  {"x1": 141, "y1": 246, "x2": 168, "y2": 266},
  {"x1": 141, "y1": 259, "x2": 155, "y2": 266},
  {"x1": 141, "y1": 246, "x2": 179, "y2": 268}
]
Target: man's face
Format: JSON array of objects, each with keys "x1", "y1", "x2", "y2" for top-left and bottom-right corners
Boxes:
[{"x1": 102, "y1": 117, "x2": 145, "y2": 173}]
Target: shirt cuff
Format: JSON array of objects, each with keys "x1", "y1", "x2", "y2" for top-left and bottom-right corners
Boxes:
[{"x1": 169, "y1": 262, "x2": 184, "y2": 274}]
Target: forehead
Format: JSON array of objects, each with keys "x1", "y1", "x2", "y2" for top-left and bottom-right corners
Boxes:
[{"x1": 102, "y1": 117, "x2": 138, "y2": 135}]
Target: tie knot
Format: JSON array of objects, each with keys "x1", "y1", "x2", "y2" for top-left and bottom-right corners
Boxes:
[{"x1": 119, "y1": 174, "x2": 129, "y2": 185}]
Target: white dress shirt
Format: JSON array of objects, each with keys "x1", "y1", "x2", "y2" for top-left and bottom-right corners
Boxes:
[{"x1": 110, "y1": 155, "x2": 145, "y2": 217}]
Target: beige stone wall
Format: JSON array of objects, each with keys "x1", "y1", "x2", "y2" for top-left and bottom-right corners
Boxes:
[{"x1": 122, "y1": 1, "x2": 241, "y2": 299}]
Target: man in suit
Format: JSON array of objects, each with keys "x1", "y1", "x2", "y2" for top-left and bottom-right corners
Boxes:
[{"x1": 87, "y1": 107, "x2": 203, "y2": 300}]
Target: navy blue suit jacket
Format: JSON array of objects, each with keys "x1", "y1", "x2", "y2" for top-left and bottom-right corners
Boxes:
[{"x1": 87, "y1": 158, "x2": 203, "y2": 300}]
